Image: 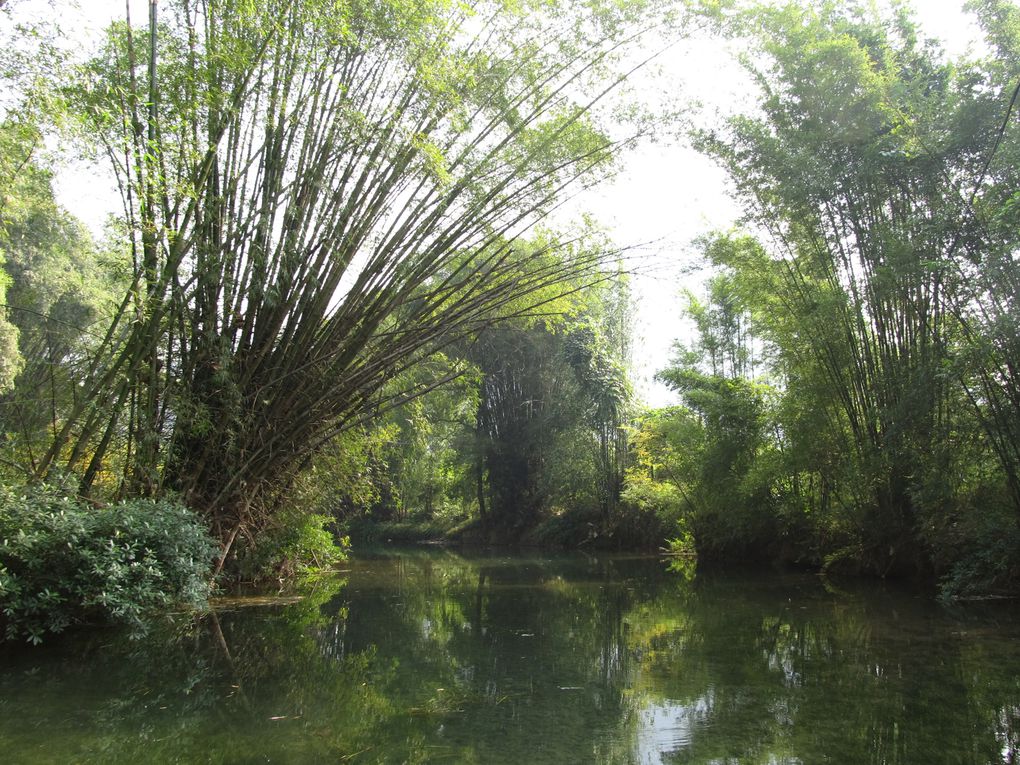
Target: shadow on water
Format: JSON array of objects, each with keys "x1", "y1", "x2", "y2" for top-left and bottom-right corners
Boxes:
[{"x1": 1, "y1": 548, "x2": 1020, "y2": 763}]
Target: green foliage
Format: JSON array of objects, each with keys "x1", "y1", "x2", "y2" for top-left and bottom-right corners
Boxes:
[
  {"x1": 0, "y1": 481, "x2": 216, "y2": 643},
  {"x1": 525, "y1": 499, "x2": 668, "y2": 549},
  {"x1": 937, "y1": 518, "x2": 1020, "y2": 601},
  {"x1": 663, "y1": 532, "x2": 696, "y2": 558},
  {"x1": 344, "y1": 516, "x2": 458, "y2": 545},
  {"x1": 232, "y1": 507, "x2": 349, "y2": 581},
  {"x1": 642, "y1": 270, "x2": 779, "y2": 558},
  {"x1": 0, "y1": 270, "x2": 19, "y2": 393},
  {"x1": 382, "y1": 353, "x2": 482, "y2": 523},
  {"x1": 24, "y1": 0, "x2": 662, "y2": 563},
  {"x1": 329, "y1": 258, "x2": 635, "y2": 544},
  {"x1": 0, "y1": 117, "x2": 123, "y2": 483},
  {"x1": 651, "y1": 0, "x2": 1020, "y2": 586},
  {"x1": 291, "y1": 424, "x2": 399, "y2": 522},
  {"x1": 472, "y1": 317, "x2": 623, "y2": 533}
]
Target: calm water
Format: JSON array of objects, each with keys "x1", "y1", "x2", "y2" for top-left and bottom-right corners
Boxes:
[{"x1": 2, "y1": 549, "x2": 1020, "y2": 764}]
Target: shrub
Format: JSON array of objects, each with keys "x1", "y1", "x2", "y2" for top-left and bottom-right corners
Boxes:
[
  {"x1": 0, "y1": 483, "x2": 217, "y2": 643},
  {"x1": 620, "y1": 477, "x2": 687, "y2": 541},
  {"x1": 231, "y1": 507, "x2": 349, "y2": 581},
  {"x1": 935, "y1": 512, "x2": 1020, "y2": 601}
]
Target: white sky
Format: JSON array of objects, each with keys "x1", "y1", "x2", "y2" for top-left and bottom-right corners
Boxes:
[
  {"x1": 18, "y1": 0, "x2": 986, "y2": 407},
  {"x1": 582, "y1": 0, "x2": 984, "y2": 406}
]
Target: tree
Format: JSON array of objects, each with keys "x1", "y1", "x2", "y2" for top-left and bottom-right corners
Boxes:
[
  {"x1": 623, "y1": 268, "x2": 777, "y2": 559},
  {"x1": 673, "y1": 272, "x2": 755, "y2": 380},
  {"x1": 681, "y1": 0, "x2": 1020, "y2": 582},
  {"x1": 21, "y1": 0, "x2": 672, "y2": 568},
  {"x1": 692, "y1": 1, "x2": 981, "y2": 574},
  {"x1": 562, "y1": 270, "x2": 634, "y2": 520},
  {"x1": 0, "y1": 119, "x2": 119, "y2": 477},
  {"x1": 940, "y1": 0, "x2": 1020, "y2": 514},
  {"x1": 465, "y1": 267, "x2": 634, "y2": 537},
  {"x1": 378, "y1": 352, "x2": 480, "y2": 523},
  {"x1": 0, "y1": 119, "x2": 33, "y2": 396}
]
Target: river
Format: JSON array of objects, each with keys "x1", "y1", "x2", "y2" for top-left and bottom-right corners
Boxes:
[{"x1": 1, "y1": 548, "x2": 1019, "y2": 763}]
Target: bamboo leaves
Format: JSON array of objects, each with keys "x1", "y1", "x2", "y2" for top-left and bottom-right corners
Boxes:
[
  {"x1": 687, "y1": 0, "x2": 1020, "y2": 577},
  {"x1": 37, "y1": 0, "x2": 664, "y2": 556}
]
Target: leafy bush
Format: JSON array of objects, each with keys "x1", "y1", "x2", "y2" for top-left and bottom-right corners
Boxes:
[
  {"x1": 343, "y1": 515, "x2": 455, "y2": 546},
  {"x1": 621, "y1": 477, "x2": 685, "y2": 529},
  {"x1": 0, "y1": 483, "x2": 217, "y2": 643},
  {"x1": 231, "y1": 508, "x2": 349, "y2": 581},
  {"x1": 935, "y1": 511, "x2": 1020, "y2": 601}
]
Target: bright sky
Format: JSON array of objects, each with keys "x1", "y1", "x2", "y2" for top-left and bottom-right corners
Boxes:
[
  {"x1": 24, "y1": 0, "x2": 985, "y2": 408},
  {"x1": 584, "y1": 1, "x2": 984, "y2": 407}
]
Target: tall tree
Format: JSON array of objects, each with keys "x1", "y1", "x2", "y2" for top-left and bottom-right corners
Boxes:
[
  {"x1": 562, "y1": 285, "x2": 632, "y2": 520},
  {"x1": 0, "y1": 119, "x2": 118, "y2": 477},
  {"x1": 688, "y1": 0, "x2": 1020, "y2": 576},
  {"x1": 941, "y1": 0, "x2": 1020, "y2": 511},
  {"x1": 25, "y1": 0, "x2": 672, "y2": 565},
  {"x1": 469, "y1": 268, "x2": 632, "y2": 535},
  {"x1": 694, "y1": 1, "x2": 982, "y2": 573},
  {"x1": 0, "y1": 122, "x2": 26, "y2": 395}
]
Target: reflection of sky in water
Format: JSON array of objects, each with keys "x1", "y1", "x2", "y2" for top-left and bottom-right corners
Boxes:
[
  {"x1": 634, "y1": 691, "x2": 806, "y2": 765},
  {"x1": 633, "y1": 693, "x2": 711, "y2": 764}
]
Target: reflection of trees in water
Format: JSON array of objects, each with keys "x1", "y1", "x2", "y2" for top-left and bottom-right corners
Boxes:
[
  {"x1": 995, "y1": 706, "x2": 1020, "y2": 763},
  {"x1": 2, "y1": 554, "x2": 1020, "y2": 764},
  {"x1": 319, "y1": 552, "x2": 658, "y2": 763},
  {"x1": 625, "y1": 577, "x2": 1020, "y2": 765},
  {"x1": 0, "y1": 575, "x2": 388, "y2": 762}
]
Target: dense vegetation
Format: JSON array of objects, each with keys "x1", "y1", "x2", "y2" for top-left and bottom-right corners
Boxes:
[
  {"x1": 2, "y1": 0, "x2": 1020, "y2": 639},
  {"x1": 634, "y1": 0, "x2": 1020, "y2": 597},
  {"x1": 0, "y1": 480, "x2": 216, "y2": 642}
]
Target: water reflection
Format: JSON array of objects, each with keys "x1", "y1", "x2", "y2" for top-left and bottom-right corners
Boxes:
[{"x1": 1, "y1": 550, "x2": 1019, "y2": 763}]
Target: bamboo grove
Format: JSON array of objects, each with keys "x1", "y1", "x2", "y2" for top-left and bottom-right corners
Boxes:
[
  {"x1": 3, "y1": 0, "x2": 1020, "y2": 612},
  {"x1": 628, "y1": 0, "x2": 1020, "y2": 593},
  {"x1": 0, "y1": 0, "x2": 676, "y2": 568}
]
